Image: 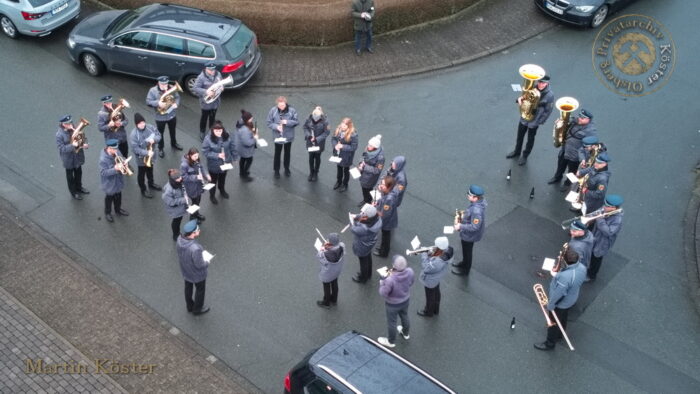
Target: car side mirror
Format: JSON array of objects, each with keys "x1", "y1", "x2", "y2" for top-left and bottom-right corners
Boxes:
[{"x1": 107, "y1": 41, "x2": 115, "y2": 48}]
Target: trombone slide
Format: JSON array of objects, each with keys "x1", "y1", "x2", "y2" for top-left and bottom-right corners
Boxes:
[{"x1": 551, "y1": 310, "x2": 575, "y2": 351}]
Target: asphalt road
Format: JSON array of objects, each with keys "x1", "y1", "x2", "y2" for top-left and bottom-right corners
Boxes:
[{"x1": 1, "y1": 0, "x2": 699, "y2": 392}]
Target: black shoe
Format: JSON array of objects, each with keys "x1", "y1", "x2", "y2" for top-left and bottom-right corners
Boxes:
[
  {"x1": 311, "y1": 172, "x2": 318, "y2": 181},
  {"x1": 274, "y1": 171, "x2": 280, "y2": 179},
  {"x1": 569, "y1": 207, "x2": 582, "y2": 214},
  {"x1": 210, "y1": 195, "x2": 218, "y2": 205},
  {"x1": 243, "y1": 176, "x2": 254, "y2": 182},
  {"x1": 366, "y1": 47, "x2": 374, "y2": 54},
  {"x1": 196, "y1": 213, "x2": 206, "y2": 221},
  {"x1": 308, "y1": 173, "x2": 314, "y2": 182},
  {"x1": 284, "y1": 169, "x2": 291, "y2": 177},
  {"x1": 547, "y1": 177, "x2": 561, "y2": 185},
  {"x1": 199, "y1": 133, "x2": 205, "y2": 142},
  {"x1": 417, "y1": 310, "x2": 432, "y2": 317},
  {"x1": 105, "y1": 213, "x2": 114, "y2": 222},
  {"x1": 220, "y1": 190, "x2": 229, "y2": 199},
  {"x1": 78, "y1": 188, "x2": 90, "y2": 194},
  {"x1": 518, "y1": 156, "x2": 528, "y2": 166},
  {"x1": 452, "y1": 261, "x2": 464, "y2": 267},
  {"x1": 158, "y1": 150, "x2": 165, "y2": 158},
  {"x1": 373, "y1": 250, "x2": 387, "y2": 257},
  {"x1": 356, "y1": 49, "x2": 361, "y2": 56},
  {"x1": 142, "y1": 190, "x2": 153, "y2": 199},
  {"x1": 506, "y1": 150, "x2": 519, "y2": 159},
  {"x1": 316, "y1": 301, "x2": 331, "y2": 309},
  {"x1": 338, "y1": 185, "x2": 348, "y2": 192},
  {"x1": 352, "y1": 275, "x2": 367, "y2": 284},
  {"x1": 72, "y1": 193, "x2": 83, "y2": 200},
  {"x1": 116, "y1": 209, "x2": 129, "y2": 216},
  {"x1": 452, "y1": 268, "x2": 469, "y2": 276},
  {"x1": 534, "y1": 341, "x2": 555, "y2": 351},
  {"x1": 172, "y1": 143, "x2": 183, "y2": 151},
  {"x1": 149, "y1": 183, "x2": 162, "y2": 191},
  {"x1": 333, "y1": 181, "x2": 342, "y2": 190},
  {"x1": 193, "y1": 306, "x2": 210, "y2": 316}
]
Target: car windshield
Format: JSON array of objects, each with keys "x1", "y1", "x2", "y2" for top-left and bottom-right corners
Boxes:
[
  {"x1": 26, "y1": 0, "x2": 54, "y2": 7},
  {"x1": 105, "y1": 6, "x2": 148, "y2": 36},
  {"x1": 223, "y1": 25, "x2": 254, "y2": 59}
]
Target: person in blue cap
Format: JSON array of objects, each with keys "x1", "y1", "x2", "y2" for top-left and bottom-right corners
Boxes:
[
  {"x1": 177, "y1": 220, "x2": 211, "y2": 315},
  {"x1": 452, "y1": 185, "x2": 487, "y2": 276},
  {"x1": 577, "y1": 135, "x2": 607, "y2": 170},
  {"x1": 507, "y1": 74, "x2": 555, "y2": 166},
  {"x1": 548, "y1": 109, "x2": 597, "y2": 189},
  {"x1": 589, "y1": 194, "x2": 624, "y2": 281},
  {"x1": 162, "y1": 169, "x2": 187, "y2": 241},
  {"x1": 266, "y1": 96, "x2": 299, "y2": 178},
  {"x1": 386, "y1": 156, "x2": 407, "y2": 207},
  {"x1": 99, "y1": 139, "x2": 129, "y2": 222},
  {"x1": 567, "y1": 220, "x2": 594, "y2": 268},
  {"x1": 130, "y1": 112, "x2": 162, "y2": 198},
  {"x1": 56, "y1": 115, "x2": 89, "y2": 200},
  {"x1": 193, "y1": 63, "x2": 222, "y2": 141},
  {"x1": 146, "y1": 76, "x2": 183, "y2": 156},
  {"x1": 576, "y1": 152, "x2": 611, "y2": 214},
  {"x1": 97, "y1": 95, "x2": 129, "y2": 159}
]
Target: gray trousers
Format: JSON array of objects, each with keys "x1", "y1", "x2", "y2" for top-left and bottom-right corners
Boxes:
[{"x1": 385, "y1": 299, "x2": 410, "y2": 344}]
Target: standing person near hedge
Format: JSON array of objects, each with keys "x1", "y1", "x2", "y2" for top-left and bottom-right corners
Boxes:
[
  {"x1": 417, "y1": 237, "x2": 452, "y2": 317},
  {"x1": 358, "y1": 134, "x2": 384, "y2": 206},
  {"x1": 162, "y1": 169, "x2": 188, "y2": 241},
  {"x1": 235, "y1": 110, "x2": 257, "y2": 182},
  {"x1": 202, "y1": 120, "x2": 237, "y2": 204},
  {"x1": 180, "y1": 148, "x2": 209, "y2": 223},
  {"x1": 331, "y1": 117, "x2": 359, "y2": 192},
  {"x1": 303, "y1": 106, "x2": 330, "y2": 182},
  {"x1": 316, "y1": 233, "x2": 345, "y2": 309},
  {"x1": 266, "y1": 96, "x2": 299, "y2": 178},
  {"x1": 351, "y1": 0, "x2": 375, "y2": 55}
]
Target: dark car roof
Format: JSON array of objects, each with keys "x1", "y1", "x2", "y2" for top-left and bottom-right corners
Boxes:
[
  {"x1": 309, "y1": 331, "x2": 456, "y2": 393},
  {"x1": 126, "y1": 3, "x2": 241, "y2": 41}
]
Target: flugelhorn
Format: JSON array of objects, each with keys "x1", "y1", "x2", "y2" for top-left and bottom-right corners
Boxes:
[
  {"x1": 71, "y1": 117, "x2": 90, "y2": 153},
  {"x1": 157, "y1": 82, "x2": 183, "y2": 115},
  {"x1": 561, "y1": 208, "x2": 623, "y2": 229},
  {"x1": 518, "y1": 64, "x2": 545, "y2": 122},
  {"x1": 533, "y1": 283, "x2": 575, "y2": 351},
  {"x1": 115, "y1": 155, "x2": 133, "y2": 176},
  {"x1": 552, "y1": 97, "x2": 579, "y2": 148},
  {"x1": 110, "y1": 99, "x2": 130, "y2": 132}
]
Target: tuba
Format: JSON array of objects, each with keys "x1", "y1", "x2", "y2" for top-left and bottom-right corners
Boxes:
[
  {"x1": 71, "y1": 117, "x2": 90, "y2": 153},
  {"x1": 110, "y1": 99, "x2": 130, "y2": 132},
  {"x1": 552, "y1": 97, "x2": 579, "y2": 148},
  {"x1": 518, "y1": 64, "x2": 546, "y2": 122},
  {"x1": 204, "y1": 75, "x2": 234, "y2": 104},
  {"x1": 157, "y1": 82, "x2": 183, "y2": 115}
]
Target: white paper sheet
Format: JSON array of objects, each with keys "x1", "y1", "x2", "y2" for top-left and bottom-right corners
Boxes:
[
  {"x1": 443, "y1": 226, "x2": 454, "y2": 234},
  {"x1": 187, "y1": 205, "x2": 200, "y2": 214},
  {"x1": 370, "y1": 190, "x2": 380, "y2": 202},
  {"x1": 315, "y1": 228, "x2": 327, "y2": 243},
  {"x1": 202, "y1": 250, "x2": 215, "y2": 263},
  {"x1": 411, "y1": 236, "x2": 420, "y2": 250},
  {"x1": 256, "y1": 138, "x2": 268, "y2": 147},
  {"x1": 203, "y1": 183, "x2": 215, "y2": 191},
  {"x1": 307, "y1": 146, "x2": 320, "y2": 152},
  {"x1": 349, "y1": 167, "x2": 361, "y2": 179},
  {"x1": 329, "y1": 156, "x2": 342, "y2": 163},
  {"x1": 274, "y1": 137, "x2": 287, "y2": 144},
  {"x1": 376, "y1": 266, "x2": 390, "y2": 278},
  {"x1": 566, "y1": 172, "x2": 579, "y2": 183},
  {"x1": 349, "y1": 212, "x2": 354, "y2": 225},
  {"x1": 542, "y1": 258, "x2": 555, "y2": 271},
  {"x1": 511, "y1": 84, "x2": 522, "y2": 92},
  {"x1": 314, "y1": 238, "x2": 323, "y2": 252},
  {"x1": 220, "y1": 163, "x2": 233, "y2": 171},
  {"x1": 565, "y1": 191, "x2": 579, "y2": 203}
]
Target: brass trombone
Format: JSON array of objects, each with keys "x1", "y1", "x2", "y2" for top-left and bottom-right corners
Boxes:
[
  {"x1": 561, "y1": 208, "x2": 623, "y2": 229},
  {"x1": 533, "y1": 284, "x2": 575, "y2": 351}
]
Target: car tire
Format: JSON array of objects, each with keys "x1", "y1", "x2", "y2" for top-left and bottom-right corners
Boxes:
[
  {"x1": 590, "y1": 5, "x2": 609, "y2": 28},
  {"x1": 1, "y1": 15, "x2": 18, "y2": 39},
  {"x1": 184, "y1": 75, "x2": 198, "y2": 96},
  {"x1": 82, "y1": 53, "x2": 105, "y2": 76}
]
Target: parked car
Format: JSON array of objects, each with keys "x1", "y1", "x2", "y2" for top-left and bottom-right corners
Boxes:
[
  {"x1": 0, "y1": 0, "x2": 80, "y2": 38},
  {"x1": 66, "y1": 3, "x2": 261, "y2": 95},
  {"x1": 284, "y1": 331, "x2": 457, "y2": 394},
  {"x1": 534, "y1": 0, "x2": 637, "y2": 28}
]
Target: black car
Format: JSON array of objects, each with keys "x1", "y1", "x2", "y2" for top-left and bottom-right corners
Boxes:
[
  {"x1": 284, "y1": 331, "x2": 457, "y2": 394},
  {"x1": 534, "y1": 0, "x2": 637, "y2": 28},
  {"x1": 66, "y1": 3, "x2": 261, "y2": 95}
]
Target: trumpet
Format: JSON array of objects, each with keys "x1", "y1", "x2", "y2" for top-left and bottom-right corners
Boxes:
[
  {"x1": 144, "y1": 141, "x2": 154, "y2": 168},
  {"x1": 454, "y1": 209, "x2": 464, "y2": 226},
  {"x1": 406, "y1": 246, "x2": 436, "y2": 256},
  {"x1": 518, "y1": 64, "x2": 546, "y2": 122},
  {"x1": 533, "y1": 283, "x2": 575, "y2": 351},
  {"x1": 110, "y1": 99, "x2": 130, "y2": 132},
  {"x1": 157, "y1": 82, "x2": 183, "y2": 115},
  {"x1": 561, "y1": 208, "x2": 623, "y2": 229},
  {"x1": 115, "y1": 155, "x2": 133, "y2": 176},
  {"x1": 71, "y1": 117, "x2": 90, "y2": 153}
]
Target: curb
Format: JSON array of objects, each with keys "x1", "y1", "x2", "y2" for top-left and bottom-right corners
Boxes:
[{"x1": 683, "y1": 168, "x2": 700, "y2": 316}]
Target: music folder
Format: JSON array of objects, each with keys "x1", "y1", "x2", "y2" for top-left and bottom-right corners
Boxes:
[
  {"x1": 329, "y1": 156, "x2": 342, "y2": 163},
  {"x1": 566, "y1": 172, "x2": 579, "y2": 183},
  {"x1": 314, "y1": 238, "x2": 323, "y2": 252},
  {"x1": 349, "y1": 167, "x2": 361, "y2": 179},
  {"x1": 256, "y1": 138, "x2": 268, "y2": 147},
  {"x1": 274, "y1": 137, "x2": 287, "y2": 144},
  {"x1": 565, "y1": 191, "x2": 579, "y2": 203},
  {"x1": 203, "y1": 183, "x2": 215, "y2": 191},
  {"x1": 377, "y1": 266, "x2": 390, "y2": 278},
  {"x1": 187, "y1": 205, "x2": 200, "y2": 214},
  {"x1": 542, "y1": 258, "x2": 555, "y2": 272},
  {"x1": 443, "y1": 226, "x2": 454, "y2": 234},
  {"x1": 307, "y1": 146, "x2": 320, "y2": 152},
  {"x1": 220, "y1": 163, "x2": 234, "y2": 171},
  {"x1": 202, "y1": 250, "x2": 215, "y2": 263}
]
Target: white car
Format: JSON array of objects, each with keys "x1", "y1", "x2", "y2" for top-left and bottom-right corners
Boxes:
[{"x1": 0, "y1": 0, "x2": 80, "y2": 38}]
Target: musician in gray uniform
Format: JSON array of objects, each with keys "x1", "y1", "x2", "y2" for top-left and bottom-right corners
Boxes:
[
  {"x1": 303, "y1": 106, "x2": 330, "y2": 182},
  {"x1": 507, "y1": 75, "x2": 554, "y2": 166},
  {"x1": 99, "y1": 139, "x2": 128, "y2": 223},
  {"x1": 386, "y1": 156, "x2": 407, "y2": 207},
  {"x1": 193, "y1": 63, "x2": 222, "y2": 141},
  {"x1": 146, "y1": 76, "x2": 182, "y2": 156},
  {"x1": 589, "y1": 195, "x2": 624, "y2": 281},
  {"x1": 177, "y1": 220, "x2": 211, "y2": 315},
  {"x1": 359, "y1": 134, "x2": 384, "y2": 206},
  {"x1": 568, "y1": 220, "x2": 594, "y2": 267},
  {"x1": 549, "y1": 109, "x2": 597, "y2": 189},
  {"x1": 56, "y1": 115, "x2": 89, "y2": 200},
  {"x1": 577, "y1": 152, "x2": 611, "y2": 214},
  {"x1": 97, "y1": 95, "x2": 129, "y2": 158},
  {"x1": 577, "y1": 136, "x2": 606, "y2": 169},
  {"x1": 351, "y1": 204, "x2": 382, "y2": 283},
  {"x1": 417, "y1": 236, "x2": 452, "y2": 317},
  {"x1": 266, "y1": 96, "x2": 299, "y2": 178},
  {"x1": 162, "y1": 169, "x2": 188, "y2": 241},
  {"x1": 181, "y1": 148, "x2": 210, "y2": 223},
  {"x1": 202, "y1": 120, "x2": 237, "y2": 204},
  {"x1": 534, "y1": 248, "x2": 586, "y2": 351},
  {"x1": 452, "y1": 185, "x2": 487, "y2": 276},
  {"x1": 331, "y1": 118, "x2": 359, "y2": 192},
  {"x1": 373, "y1": 176, "x2": 398, "y2": 258},
  {"x1": 235, "y1": 110, "x2": 257, "y2": 182},
  {"x1": 129, "y1": 113, "x2": 162, "y2": 198}
]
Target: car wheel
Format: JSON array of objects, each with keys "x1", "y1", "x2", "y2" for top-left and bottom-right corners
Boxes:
[
  {"x1": 184, "y1": 75, "x2": 198, "y2": 96},
  {"x1": 590, "y1": 5, "x2": 609, "y2": 28},
  {"x1": 1, "y1": 15, "x2": 18, "y2": 39},
  {"x1": 82, "y1": 53, "x2": 105, "y2": 76}
]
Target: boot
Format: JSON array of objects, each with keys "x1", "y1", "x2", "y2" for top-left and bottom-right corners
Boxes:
[
  {"x1": 506, "y1": 150, "x2": 519, "y2": 159},
  {"x1": 210, "y1": 194, "x2": 218, "y2": 205},
  {"x1": 333, "y1": 181, "x2": 342, "y2": 190}
]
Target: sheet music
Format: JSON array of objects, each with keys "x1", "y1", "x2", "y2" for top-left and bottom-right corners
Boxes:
[
  {"x1": 376, "y1": 266, "x2": 390, "y2": 278},
  {"x1": 328, "y1": 156, "x2": 342, "y2": 163},
  {"x1": 187, "y1": 205, "x2": 200, "y2": 214},
  {"x1": 274, "y1": 137, "x2": 287, "y2": 144},
  {"x1": 370, "y1": 190, "x2": 380, "y2": 202},
  {"x1": 565, "y1": 191, "x2": 579, "y2": 203},
  {"x1": 348, "y1": 212, "x2": 354, "y2": 226},
  {"x1": 220, "y1": 163, "x2": 233, "y2": 171},
  {"x1": 566, "y1": 172, "x2": 579, "y2": 183},
  {"x1": 443, "y1": 226, "x2": 454, "y2": 234},
  {"x1": 202, "y1": 250, "x2": 215, "y2": 263},
  {"x1": 411, "y1": 236, "x2": 420, "y2": 250},
  {"x1": 349, "y1": 167, "x2": 361, "y2": 179},
  {"x1": 542, "y1": 258, "x2": 555, "y2": 271},
  {"x1": 307, "y1": 146, "x2": 320, "y2": 152},
  {"x1": 511, "y1": 84, "x2": 522, "y2": 92},
  {"x1": 314, "y1": 238, "x2": 323, "y2": 252},
  {"x1": 256, "y1": 138, "x2": 268, "y2": 147},
  {"x1": 203, "y1": 183, "x2": 215, "y2": 191}
]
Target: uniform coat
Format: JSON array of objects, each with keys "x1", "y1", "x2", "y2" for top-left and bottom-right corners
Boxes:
[
  {"x1": 547, "y1": 262, "x2": 587, "y2": 310},
  {"x1": 97, "y1": 107, "x2": 128, "y2": 143},
  {"x1": 592, "y1": 212, "x2": 623, "y2": 258},
  {"x1": 419, "y1": 247, "x2": 453, "y2": 289},
  {"x1": 176, "y1": 236, "x2": 209, "y2": 283},
  {"x1": 146, "y1": 85, "x2": 180, "y2": 122},
  {"x1": 303, "y1": 115, "x2": 330, "y2": 151},
  {"x1": 180, "y1": 158, "x2": 209, "y2": 199},
  {"x1": 520, "y1": 85, "x2": 554, "y2": 128},
  {"x1": 569, "y1": 231, "x2": 594, "y2": 267},
  {"x1": 202, "y1": 134, "x2": 237, "y2": 174},
  {"x1": 98, "y1": 149, "x2": 124, "y2": 195},
  {"x1": 387, "y1": 156, "x2": 407, "y2": 206},
  {"x1": 581, "y1": 167, "x2": 611, "y2": 213},
  {"x1": 129, "y1": 124, "x2": 161, "y2": 164},
  {"x1": 330, "y1": 131, "x2": 358, "y2": 167},
  {"x1": 459, "y1": 199, "x2": 487, "y2": 242},
  {"x1": 351, "y1": 0, "x2": 375, "y2": 32},
  {"x1": 162, "y1": 182, "x2": 188, "y2": 219},
  {"x1": 377, "y1": 190, "x2": 398, "y2": 230},
  {"x1": 193, "y1": 71, "x2": 222, "y2": 110},
  {"x1": 351, "y1": 215, "x2": 382, "y2": 257},
  {"x1": 235, "y1": 125, "x2": 257, "y2": 159},
  {"x1": 359, "y1": 147, "x2": 385, "y2": 189},
  {"x1": 563, "y1": 120, "x2": 597, "y2": 161},
  {"x1": 266, "y1": 105, "x2": 299, "y2": 143},
  {"x1": 56, "y1": 128, "x2": 85, "y2": 169},
  {"x1": 318, "y1": 243, "x2": 345, "y2": 283}
]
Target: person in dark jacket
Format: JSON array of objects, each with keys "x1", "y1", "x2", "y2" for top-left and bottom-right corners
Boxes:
[
  {"x1": 56, "y1": 115, "x2": 89, "y2": 200},
  {"x1": 452, "y1": 185, "x2": 487, "y2": 276},
  {"x1": 193, "y1": 63, "x2": 222, "y2": 141},
  {"x1": 99, "y1": 139, "x2": 128, "y2": 223},
  {"x1": 417, "y1": 237, "x2": 452, "y2": 317},
  {"x1": 266, "y1": 96, "x2": 299, "y2": 178},
  {"x1": 202, "y1": 120, "x2": 237, "y2": 204},
  {"x1": 351, "y1": 203, "x2": 382, "y2": 283},
  {"x1": 331, "y1": 117, "x2": 359, "y2": 192},
  {"x1": 373, "y1": 176, "x2": 398, "y2": 258},
  {"x1": 358, "y1": 134, "x2": 384, "y2": 206},
  {"x1": 507, "y1": 75, "x2": 555, "y2": 165},
  {"x1": 351, "y1": 0, "x2": 375, "y2": 55},
  {"x1": 176, "y1": 220, "x2": 211, "y2": 315},
  {"x1": 534, "y1": 249, "x2": 586, "y2": 351},
  {"x1": 589, "y1": 195, "x2": 624, "y2": 280},
  {"x1": 129, "y1": 112, "x2": 162, "y2": 198},
  {"x1": 377, "y1": 255, "x2": 414, "y2": 348},
  {"x1": 235, "y1": 110, "x2": 257, "y2": 182},
  {"x1": 316, "y1": 233, "x2": 345, "y2": 308},
  {"x1": 549, "y1": 109, "x2": 597, "y2": 189},
  {"x1": 97, "y1": 95, "x2": 129, "y2": 158},
  {"x1": 577, "y1": 152, "x2": 611, "y2": 214},
  {"x1": 180, "y1": 148, "x2": 209, "y2": 223},
  {"x1": 162, "y1": 169, "x2": 188, "y2": 241},
  {"x1": 303, "y1": 106, "x2": 330, "y2": 182},
  {"x1": 146, "y1": 76, "x2": 183, "y2": 156},
  {"x1": 387, "y1": 156, "x2": 407, "y2": 207}
]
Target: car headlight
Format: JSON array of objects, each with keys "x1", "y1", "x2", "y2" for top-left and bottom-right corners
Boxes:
[
  {"x1": 67, "y1": 37, "x2": 76, "y2": 49},
  {"x1": 574, "y1": 5, "x2": 596, "y2": 12}
]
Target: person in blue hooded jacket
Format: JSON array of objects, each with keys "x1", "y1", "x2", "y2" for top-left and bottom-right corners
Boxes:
[
  {"x1": 418, "y1": 237, "x2": 452, "y2": 317},
  {"x1": 351, "y1": 203, "x2": 382, "y2": 283},
  {"x1": 316, "y1": 233, "x2": 345, "y2": 308}
]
